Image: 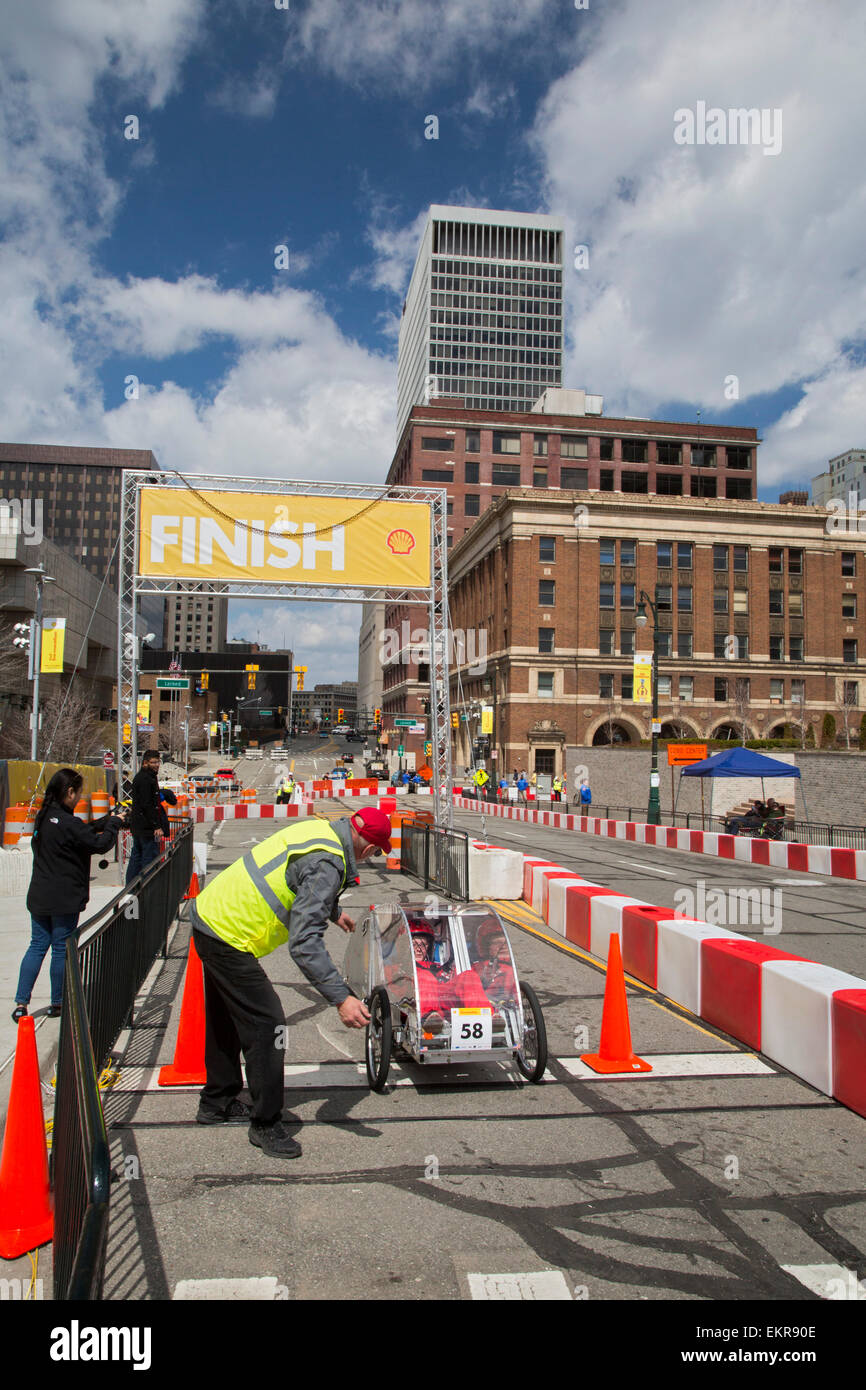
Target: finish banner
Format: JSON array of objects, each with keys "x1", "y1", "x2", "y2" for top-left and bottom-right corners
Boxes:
[{"x1": 138, "y1": 488, "x2": 432, "y2": 588}]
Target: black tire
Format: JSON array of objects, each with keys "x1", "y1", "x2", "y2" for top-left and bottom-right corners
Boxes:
[
  {"x1": 515, "y1": 980, "x2": 548, "y2": 1083},
  {"x1": 365, "y1": 987, "x2": 392, "y2": 1092}
]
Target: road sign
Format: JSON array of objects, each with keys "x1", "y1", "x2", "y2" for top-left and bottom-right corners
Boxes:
[
  {"x1": 103, "y1": 753, "x2": 114, "y2": 769},
  {"x1": 138, "y1": 724, "x2": 154, "y2": 733},
  {"x1": 398, "y1": 745, "x2": 405, "y2": 756},
  {"x1": 395, "y1": 718, "x2": 421, "y2": 727},
  {"x1": 156, "y1": 677, "x2": 189, "y2": 690},
  {"x1": 260, "y1": 709, "x2": 273, "y2": 716},
  {"x1": 667, "y1": 743, "x2": 707, "y2": 766}
]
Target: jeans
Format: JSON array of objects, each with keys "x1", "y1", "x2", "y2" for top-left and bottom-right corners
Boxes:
[
  {"x1": 16, "y1": 914, "x2": 80, "y2": 1007},
  {"x1": 193, "y1": 929, "x2": 286, "y2": 1124},
  {"x1": 126, "y1": 835, "x2": 161, "y2": 884}
]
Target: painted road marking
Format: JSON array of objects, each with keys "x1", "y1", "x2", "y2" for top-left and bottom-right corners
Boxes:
[
  {"x1": 467, "y1": 1271, "x2": 572, "y2": 1300},
  {"x1": 559, "y1": 1052, "x2": 774, "y2": 1081},
  {"x1": 174, "y1": 1277, "x2": 287, "y2": 1300},
  {"x1": 613, "y1": 857, "x2": 677, "y2": 875},
  {"x1": 772, "y1": 879, "x2": 825, "y2": 886},
  {"x1": 781, "y1": 1264, "x2": 866, "y2": 1300}
]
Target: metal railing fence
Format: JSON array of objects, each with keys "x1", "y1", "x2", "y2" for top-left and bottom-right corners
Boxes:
[{"x1": 401, "y1": 821, "x2": 470, "y2": 901}]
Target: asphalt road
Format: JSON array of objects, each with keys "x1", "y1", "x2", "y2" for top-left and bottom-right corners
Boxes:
[{"x1": 79, "y1": 802, "x2": 866, "y2": 1309}]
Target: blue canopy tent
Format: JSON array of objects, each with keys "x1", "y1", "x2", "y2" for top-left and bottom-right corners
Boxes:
[{"x1": 679, "y1": 746, "x2": 805, "y2": 822}]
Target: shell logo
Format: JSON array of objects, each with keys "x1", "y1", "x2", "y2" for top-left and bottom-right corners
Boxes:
[{"x1": 387, "y1": 528, "x2": 416, "y2": 556}]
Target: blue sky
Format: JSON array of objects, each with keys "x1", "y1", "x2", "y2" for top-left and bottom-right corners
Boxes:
[{"x1": 2, "y1": 0, "x2": 865, "y2": 685}]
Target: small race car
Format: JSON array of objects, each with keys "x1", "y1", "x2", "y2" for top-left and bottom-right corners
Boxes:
[
  {"x1": 327, "y1": 767, "x2": 349, "y2": 779},
  {"x1": 343, "y1": 901, "x2": 548, "y2": 1090}
]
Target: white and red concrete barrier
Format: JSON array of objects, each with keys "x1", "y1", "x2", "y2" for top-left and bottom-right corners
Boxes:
[
  {"x1": 517, "y1": 852, "x2": 866, "y2": 1120},
  {"x1": 453, "y1": 796, "x2": 866, "y2": 883}
]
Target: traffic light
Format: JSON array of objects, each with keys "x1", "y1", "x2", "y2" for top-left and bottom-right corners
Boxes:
[
  {"x1": 451, "y1": 712, "x2": 459, "y2": 728},
  {"x1": 338, "y1": 708, "x2": 344, "y2": 722},
  {"x1": 374, "y1": 708, "x2": 381, "y2": 724},
  {"x1": 200, "y1": 672, "x2": 209, "y2": 690}
]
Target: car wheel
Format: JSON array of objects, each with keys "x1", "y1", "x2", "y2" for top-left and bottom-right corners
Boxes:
[
  {"x1": 515, "y1": 981, "x2": 548, "y2": 1083},
  {"x1": 365, "y1": 986, "x2": 392, "y2": 1092}
]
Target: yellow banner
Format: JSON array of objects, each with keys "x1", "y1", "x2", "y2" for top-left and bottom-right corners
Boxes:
[
  {"x1": 633, "y1": 659, "x2": 652, "y2": 704},
  {"x1": 138, "y1": 489, "x2": 432, "y2": 588},
  {"x1": 481, "y1": 706, "x2": 493, "y2": 734},
  {"x1": 40, "y1": 618, "x2": 65, "y2": 673},
  {"x1": 136, "y1": 694, "x2": 151, "y2": 724}
]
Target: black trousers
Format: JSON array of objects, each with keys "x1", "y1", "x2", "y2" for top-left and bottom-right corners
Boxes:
[{"x1": 193, "y1": 929, "x2": 285, "y2": 1124}]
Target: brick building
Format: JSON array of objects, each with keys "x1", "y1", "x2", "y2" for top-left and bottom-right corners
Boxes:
[{"x1": 446, "y1": 492, "x2": 866, "y2": 776}]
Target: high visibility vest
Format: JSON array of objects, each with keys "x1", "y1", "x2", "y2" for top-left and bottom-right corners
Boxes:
[
  {"x1": 194, "y1": 819, "x2": 347, "y2": 958},
  {"x1": 282, "y1": 778, "x2": 294, "y2": 793},
  {"x1": 553, "y1": 777, "x2": 562, "y2": 792}
]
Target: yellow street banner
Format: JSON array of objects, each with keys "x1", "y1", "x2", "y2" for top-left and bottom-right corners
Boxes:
[
  {"x1": 40, "y1": 618, "x2": 65, "y2": 673},
  {"x1": 209, "y1": 722, "x2": 218, "y2": 737},
  {"x1": 136, "y1": 694, "x2": 151, "y2": 724},
  {"x1": 481, "y1": 706, "x2": 494, "y2": 734},
  {"x1": 632, "y1": 658, "x2": 652, "y2": 704},
  {"x1": 138, "y1": 489, "x2": 432, "y2": 587}
]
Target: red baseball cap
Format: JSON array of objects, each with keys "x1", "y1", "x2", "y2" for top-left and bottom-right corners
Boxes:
[{"x1": 350, "y1": 807, "x2": 392, "y2": 853}]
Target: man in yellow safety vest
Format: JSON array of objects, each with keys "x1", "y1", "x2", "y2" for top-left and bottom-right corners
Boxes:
[{"x1": 190, "y1": 807, "x2": 392, "y2": 1158}]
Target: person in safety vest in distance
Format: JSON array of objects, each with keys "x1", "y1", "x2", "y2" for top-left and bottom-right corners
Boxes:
[
  {"x1": 276, "y1": 774, "x2": 294, "y2": 805},
  {"x1": 190, "y1": 806, "x2": 392, "y2": 1159}
]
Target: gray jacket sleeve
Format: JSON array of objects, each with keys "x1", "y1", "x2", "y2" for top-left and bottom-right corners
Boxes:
[{"x1": 286, "y1": 852, "x2": 350, "y2": 1006}]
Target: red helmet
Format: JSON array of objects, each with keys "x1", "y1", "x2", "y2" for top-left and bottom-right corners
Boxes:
[{"x1": 408, "y1": 916, "x2": 435, "y2": 940}]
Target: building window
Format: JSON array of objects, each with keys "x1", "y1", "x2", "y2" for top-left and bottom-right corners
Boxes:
[
  {"x1": 465, "y1": 494, "x2": 480, "y2": 516},
  {"x1": 692, "y1": 475, "x2": 717, "y2": 498},
  {"x1": 465, "y1": 461, "x2": 479, "y2": 483},
  {"x1": 789, "y1": 635, "x2": 804, "y2": 661},
  {"x1": 560, "y1": 436, "x2": 588, "y2": 458},
  {"x1": 770, "y1": 635, "x2": 785, "y2": 660},
  {"x1": 599, "y1": 629, "x2": 614, "y2": 655},
  {"x1": 714, "y1": 589, "x2": 728, "y2": 613},
  {"x1": 655, "y1": 584, "x2": 672, "y2": 611},
  {"x1": 843, "y1": 680, "x2": 859, "y2": 706},
  {"x1": 677, "y1": 542, "x2": 693, "y2": 569},
  {"x1": 620, "y1": 539, "x2": 636, "y2": 566},
  {"x1": 599, "y1": 582, "x2": 615, "y2": 609},
  {"x1": 677, "y1": 631, "x2": 693, "y2": 658},
  {"x1": 677, "y1": 585, "x2": 692, "y2": 612},
  {"x1": 421, "y1": 437, "x2": 453, "y2": 451},
  {"x1": 714, "y1": 677, "x2": 728, "y2": 702},
  {"x1": 679, "y1": 676, "x2": 693, "y2": 700},
  {"x1": 621, "y1": 439, "x2": 647, "y2": 463},
  {"x1": 621, "y1": 471, "x2": 649, "y2": 493},
  {"x1": 599, "y1": 539, "x2": 616, "y2": 566},
  {"x1": 657, "y1": 631, "x2": 672, "y2": 657},
  {"x1": 538, "y1": 628, "x2": 555, "y2": 653},
  {"x1": 788, "y1": 549, "x2": 803, "y2": 575},
  {"x1": 560, "y1": 466, "x2": 588, "y2": 489},
  {"x1": 422, "y1": 469, "x2": 453, "y2": 482},
  {"x1": 733, "y1": 589, "x2": 749, "y2": 614},
  {"x1": 769, "y1": 548, "x2": 784, "y2": 573},
  {"x1": 599, "y1": 673, "x2": 614, "y2": 698},
  {"x1": 656, "y1": 473, "x2": 683, "y2": 495},
  {"x1": 599, "y1": 470, "x2": 615, "y2": 491},
  {"x1": 492, "y1": 463, "x2": 521, "y2": 486},
  {"x1": 533, "y1": 468, "x2": 548, "y2": 487},
  {"x1": 465, "y1": 430, "x2": 480, "y2": 452},
  {"x1": 537, "y1": 671, "x2": 554, "y2": 696},
  {"x1": 447, "y1": 501, "x2": 453, "y2": 515},
  {"x1": 620, "y1": 629, "x2": 635, "y2": 656},
  {"x1": 621, "y1": 672, "x2": 633, "y2": 699},
  {"x1": 843, "y1": 639, "x2": 858, "y2": 664},
  {"x1": 769, "y1": 591, "x2": 784, "y2": 616},
  {"x1": 492, "y1": 431, "x2": 521, "y2": 454},
  {"x1": 842, "y1": 594, "x2": 857, "y2": 619},
  {"x1": 533, "y1": 434, "x2": 548, "y2": 457},
  {"x1": 539, "y1": 536, "x2": 556, "y2": 562},
  {"x1": 768, "y1": 678, "x2": 784, "y2": 703},
  {"x1": 789, "y1": 591, "x2": 803, "y2": 616},
  {"x1": 726, "y1": 478, "x2": 752, "y2": 499},
  {"x1": 620, "y1": 583, "x2": 635, "y2": 608},
  {"x1": 692, "y1": 446, "x2": 716, "y2": 468},
  {"x1": 599, "y1": 439, "x2": 614, "y2": 460},
  {"x1": 842, "y1": 552, "x2": 856, "y2": 576},
  {"x1": 658, "y1": 674, "x2": 672, "y2": 697},
  {"x1": 657, "y1": 540, "x2": 673, "y2": 568},
  {"x1": 791, "y1": 679, "x2": 805, "y2": 704},
  {"x1": 656, "y1": 442, "x2": 682, "y2": 466},
  {"x1": 539, "y1": 580, "x2": 555, "y2": 605},
  {"x1": 733, "y1": 546, "x2": 749, "y2": 573},
  {"x1": 726, "y1": 446, "x2": 752, "y2": 469}
]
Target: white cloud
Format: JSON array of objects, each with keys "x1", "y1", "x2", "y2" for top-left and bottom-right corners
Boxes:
[
  {"x1": 759, "y1": 362, "x2": 866, "y2": 488},
  {"x1": 531, "y1": 0, "x2": 866, "y2": 486},
  {"x1": 464, "y1": 81, "x2": 516, "y2": 122}
]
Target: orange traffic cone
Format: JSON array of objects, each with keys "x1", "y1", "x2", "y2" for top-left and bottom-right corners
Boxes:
[
  {"x1": 182, "y1": 871, "x2": 200, "y2": 901},
  {"x1": 581, "y1": 934, "x2": 652, "y2": 1074},
  {"x1": 158, "y1": 938, "x2": 207, "y2": 1086},
  {"x1": 0, "y1": 1016, "x2": 53, "y2": 1258}
]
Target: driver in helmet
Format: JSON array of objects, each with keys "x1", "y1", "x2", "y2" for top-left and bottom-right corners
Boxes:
[
  {"x1": 472, "y1": 918, "x2": 516, "y2": 1005},
  {"x1": 409, "y1": 917, "x2": 501, "y2": 1035}
]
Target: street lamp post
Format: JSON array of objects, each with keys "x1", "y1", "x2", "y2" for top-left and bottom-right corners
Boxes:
[
  {"x1": 635, "y1": 588, "x2": 661, "y2": 826},
  {"x1": 183, "y1": 704, "x2": 192, "y2": 773},
  {"x1": 24, "y1": 565, "x2": 56, "y2": 760}
]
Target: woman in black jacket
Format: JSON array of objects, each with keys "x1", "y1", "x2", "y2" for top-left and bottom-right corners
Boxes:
[{"x1": 11, "y1": 768, "x2": 127, "y2": 1023}]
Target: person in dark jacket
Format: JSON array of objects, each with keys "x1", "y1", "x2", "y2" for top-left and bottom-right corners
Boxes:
[
  {"x1": 126, "y1": 749, "x2": 168, "y2": 884},
  {"x1": 11, "y1": 768, "x2": 127, "y2": 1022}
]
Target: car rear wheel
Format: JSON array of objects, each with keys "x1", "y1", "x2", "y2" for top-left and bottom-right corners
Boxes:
[
  {"x1": 515, "y1": 981, "x2": 548, "y2": 1083},
  {"x1": 365, "y1": 987, "x2": 392, "y2": 1091}
]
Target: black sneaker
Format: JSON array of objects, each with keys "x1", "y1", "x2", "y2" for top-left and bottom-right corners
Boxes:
[
  {"x1": 11, "y1": 1005, "x2": 28, "y2": 1024},
  {"x1": 47, "y1": 1005, "x2": 62, "y2": 1018},
  {"x1": 196, "y1": 1098, "x2": 253, "y2": 1125},
  {"x1": 248, "y1": 1120, "x2": 302, "y2": 1159}
]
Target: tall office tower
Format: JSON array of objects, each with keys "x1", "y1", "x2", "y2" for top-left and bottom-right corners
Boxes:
[
  {"x1": 811, "y1": 448, "x2": 866, "y2": 507},
  {"x1": 164, "y1": 587, "x2": 229, "y2": 653},
  {"x1": 396, "y1": 206, "x2": 565, "y2": 441}
]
